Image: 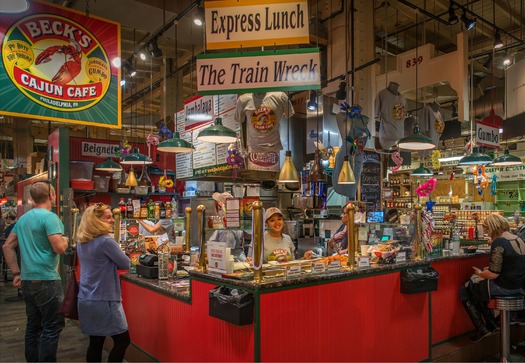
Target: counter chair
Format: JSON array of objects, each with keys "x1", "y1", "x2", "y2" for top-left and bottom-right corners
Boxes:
[{"x1": 493, "y1": 295, "x2": 525, "y2": 362}]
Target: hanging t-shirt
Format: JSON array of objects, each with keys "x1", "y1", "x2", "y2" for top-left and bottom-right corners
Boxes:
[
  {"x1": 374, "y1": 87, "x2": 407, "y2": 150},
  {"x1": 418, "y1": 105, "x2": 444, "y2": 147},
  {"x1": 235, "y1": 92, "x2": 294, "y2": 153}
]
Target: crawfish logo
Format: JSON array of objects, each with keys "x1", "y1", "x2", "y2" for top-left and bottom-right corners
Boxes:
[
  {"x1": 251, "y1": 106, "x2": 277, "y2": 133},
  {"x1": 2, "y1": 14, "x2": 111, "y2": 111},
  {"x1": 35, "y1": 38, "x2": 82, "y2": 85}
]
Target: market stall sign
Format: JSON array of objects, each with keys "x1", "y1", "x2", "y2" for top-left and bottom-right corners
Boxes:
[
  {"x1": 476, "y1": 121, "x2": 500, "y2": 149},
  {"x1": 485, "y1": 164, "x2": 525, "y2": 181},
  {"x1": 0, "y1": 0, "x2": 121, "y2": 128},
  {"x1": 205, "y1": 0, "x2": 309, "y2": 50},
  {"x1": 196, "y1": 48, "x2": 321, "y2": 95}
]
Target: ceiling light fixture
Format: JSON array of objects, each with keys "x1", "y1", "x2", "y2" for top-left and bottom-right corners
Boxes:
[
  {"x1": 196, "y1": 117, "x2": 237, "y2": 143},
  {"x1": 397, "y1": 125, "x2": 436, "y2": 151},
  {"x1": 503, "y1": 53, "x2": 511, "y2": 66},
  {"x1": 139, "y1": 52, "x2": 147, "y2": 60},
  {"x1": 0, "y1": 0, "x2": 29, "y2": 13},
  {"x1": 491, "y1": 148, "x2": 523, "y2": 166},
  {"x1": 447, "y1": 4, "x2": 458, "y2": 25},
  {"x1": 307, "y1": 90, "x2": 318, "y2": 111},
  {"x1": 95, "y1": 157, "x2": 123, "y2": 172},
  {"x1": 120, "y1": 147, "x2": 153, "y2": 165},
  {"x1": 461, "y1": 10, "x2": 476, "y2": 30},
  {"x1": 336, "y1": 80, "x2": 347, "y2": 100},
  {"x1": 150, "y1": 38, "x2": 163, "y2": 58},
  {"x1": 457, "y1": 146, "x2": 492, "y2": 166},
  {"x1": 158, "y1": 132, "x2": 195, "y2": 153},
  {"x1": 493, "y1": 30, "x2": 504, "y2": 49},
  {"x1": 412, "y1": 163, "x2": 433, "y2": 176},
  {"x1": 278, "y1": 92, "x2": 299, "y2": 183},
  {"x1": 194, "y1": 6, "x2": 204, "y2": 26}
]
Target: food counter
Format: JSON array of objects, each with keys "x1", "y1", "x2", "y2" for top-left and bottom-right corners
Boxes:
[{"x1": 120, "y1": 253, "x2": 488, "y2": 362}]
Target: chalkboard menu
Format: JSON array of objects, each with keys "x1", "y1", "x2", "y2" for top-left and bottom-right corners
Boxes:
[{"x1": 360, "y1": 150, "x2": 382, "y2": 212}]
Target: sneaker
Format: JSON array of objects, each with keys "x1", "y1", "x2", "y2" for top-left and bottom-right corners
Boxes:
[{"x1": 470, "y1": 329, "x2": 492, "y2": 343}]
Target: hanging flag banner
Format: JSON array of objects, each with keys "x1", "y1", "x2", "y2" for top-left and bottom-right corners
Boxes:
[
  {"x1": 196, "y1": 48, "x2": 320, "y2": 95},
  {"x1": 205, "y1": 0, "x2": 309, "y2": 50},
  {"x1": 0, "y1": 0, "x2": 121, "y2": 128}
]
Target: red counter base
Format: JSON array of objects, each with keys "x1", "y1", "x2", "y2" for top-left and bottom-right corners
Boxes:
[{"x1": 122, "y1": 255, "x2": 488, "y2": 362}]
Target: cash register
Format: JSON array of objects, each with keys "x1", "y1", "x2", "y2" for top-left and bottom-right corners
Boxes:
[{"x1": 136, "y1": 254, "x2": 158, "y2": 279}]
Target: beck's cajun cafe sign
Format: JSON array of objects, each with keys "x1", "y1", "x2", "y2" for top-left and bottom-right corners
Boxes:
[
  {"x1": 0, "y1": 0, "x2": 121, "y2": 128},
  {"x1": 205, "y1": 0, "x2": 309, "y2": 50},
  {"x1": 196, "y1": 48, "x2": 321, "y2": 95}
]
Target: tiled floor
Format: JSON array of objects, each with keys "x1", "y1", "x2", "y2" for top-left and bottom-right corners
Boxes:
[{"x1": 0, "y1": 279, "x2": 109, "y2": 362}]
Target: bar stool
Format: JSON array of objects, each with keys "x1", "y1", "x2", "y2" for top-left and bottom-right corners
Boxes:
[{"x1": 493, "y1": 295, "x2": 524, "y2": 362}]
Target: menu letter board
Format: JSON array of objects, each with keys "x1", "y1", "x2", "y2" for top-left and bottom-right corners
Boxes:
[{"x1": 360, "y1": 150, "x2": 381, "y2": 212}]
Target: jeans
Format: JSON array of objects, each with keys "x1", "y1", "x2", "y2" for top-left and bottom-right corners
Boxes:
[{"x1": 22, "y1": 280, "x2": 65, "y2": 362}]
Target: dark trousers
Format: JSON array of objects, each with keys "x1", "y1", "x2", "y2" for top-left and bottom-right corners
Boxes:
[{"x1": 22, "y1": 280, "x2": 65, "y2": 362}]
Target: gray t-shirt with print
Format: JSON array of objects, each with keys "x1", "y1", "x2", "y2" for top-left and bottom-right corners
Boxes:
[
  {"x1": 235, "y1": 92, "x2": 294, "y2": 153},
  {"x1": 375, "y1": 87, "x2": 407, "y2": 150},
  {"x1": 263, "y1": 231, "x2": 295, "y2": 262}
]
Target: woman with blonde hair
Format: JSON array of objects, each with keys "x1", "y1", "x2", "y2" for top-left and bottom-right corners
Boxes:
[
  {"x1": 76, "y1": 204, "x2": 130, "y2": 362},
  {"x1": 459, "y1": 213, "x2": 525, "y2": 342}
]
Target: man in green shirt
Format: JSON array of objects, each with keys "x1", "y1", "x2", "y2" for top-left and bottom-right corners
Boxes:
[{"x1": 3, "y1": 180, "x2": 68, "y2": 362}]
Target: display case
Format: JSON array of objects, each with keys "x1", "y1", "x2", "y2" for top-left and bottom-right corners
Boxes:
[{"x1": 495, "y1": 180, "x2": 525, "y2": 216}]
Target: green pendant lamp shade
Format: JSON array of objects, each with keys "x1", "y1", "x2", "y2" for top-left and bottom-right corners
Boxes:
[
  {"x1": 412, "y1": 163, "x2": 433, "y2": 176},
  {"x1": 158, "y1": 132, "x2": 194, "y2": 153},
  {"x1": 457, "y1": 146, "x2": 492, "y2": 166},
  {"x1": 491, "y1": 149, "x2": 523, "y2": 166},
  {"x1": 396, "y1": 126, "x2": 436, "y2": 151},
  {"x1": 196, "y1": 117, "x2": 237, "y2": 144},
  {"x1": 278, "y1": 151, "x2": 300, "y2": 183},
  {"x1": 338, "y1": 156, "x2": 356, "y2": 184},
  {"x1": 95, "y1": 157, "x2": 123, "y2": 172},
  {"x1": 120, "y1": 147, "x2": 153, "y2": 165}
]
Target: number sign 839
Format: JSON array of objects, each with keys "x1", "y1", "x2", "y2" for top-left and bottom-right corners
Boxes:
[{"x1": 406, "y1": 56, "x2": 423, "y2": 68}]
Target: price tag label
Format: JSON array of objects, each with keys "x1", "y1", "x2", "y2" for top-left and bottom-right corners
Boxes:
[
  {"x1": 327, "y1": 260, "x2": 341, "y2": 272},
  {"x1": 358, "y1": 256, "x2": 370, "y2": 268},
  {"x1": 396, "y1": 251, "x2": 406, "y2": 263},
  {"x1": 311, "y1": 262, "x2": 326, "y2": 274},
  {"x1": 358, "y1": 227, "x2": 368, "y2": 241},
  {"x1": 286, "y1": 264, "x2": 302, "y2": 278}
]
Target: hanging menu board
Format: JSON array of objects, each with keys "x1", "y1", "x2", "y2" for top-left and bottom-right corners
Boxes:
[{"x1": 360, "y1": 150, "x2": 382, "y2": 212}]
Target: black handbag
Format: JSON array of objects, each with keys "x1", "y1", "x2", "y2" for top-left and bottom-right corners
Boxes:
[
  {"x1": 400, "y1": 266, "x2": 439, "y2": 294},
  {"x1": 59, "y1": 252, "x2": 79, "y2": 320}
]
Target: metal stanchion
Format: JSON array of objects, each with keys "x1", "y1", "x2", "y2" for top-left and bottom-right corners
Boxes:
[
  {"x1": 184, "y1": 207, "x2": 192, "y2": 253},
  {"x1": 413, "y1": 203, "x2": 423, "y2": 261},
  {"x1": 252, "y1": 201, "x2": 263, "y2": 283},
  {"x1": 197, "y1": 205, "x2": 207, "y2": 272},
  {"x1": 71, "y1": 208, "x2": 79, "y2": 248},
  {"x1": 113, "y1": 208, "x2": 121, "y2": 243},
  {"x1": 345, "y1": 203, "x2": 357, "y2": 270}
]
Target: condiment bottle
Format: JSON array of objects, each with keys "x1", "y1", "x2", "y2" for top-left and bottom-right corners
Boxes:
[
  {"x1": 147, "y1": 199, "x2": 155, "y2": 219},
  {"x1": 140, "y1": 200, "x2": 148, "y2": 219},
  {"x1": 154, "y1": 202, "x2": 160, "y2": 219}
]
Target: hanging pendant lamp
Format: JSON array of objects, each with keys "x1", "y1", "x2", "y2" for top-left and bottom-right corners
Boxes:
[
  {"x1": 412, "y1": 163, "x2": 433, "y2": 176},
  {"x1": 158, "y1": 132, "x2": 195, "y2": 153},
  {"x1": 491, "y1": 149, "x2": 523, "y2": 166},
  {"x1": 310, "y1": 149, "x2": 327, "y2": 182},
  {"x1": 95, "y1": 157, "x2": 123, "y2": 172},
  {"x1": 120, "y1": 147, "x2": 153, "y2": 165},
  {"x1": 125, "y1": 167, "x2": 138, "y2": 186},
  {"x1": 197, "y1": 117, "x2": 237, "y2": 144},
  {"x1": 338, "y1": 156, "x2": 356, "y2": 184},
  {"x1": 278, "y1": 151, "x2": 300, "y2": 183},
  {"x1": 397, "y1": 125, "x2": 436, "y2": 151},
  {"x1": 457, "y1": 146, "x2": 492, "y2": 166}
]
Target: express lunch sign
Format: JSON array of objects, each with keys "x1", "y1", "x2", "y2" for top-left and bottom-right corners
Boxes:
[{"x1": 0, "y1": 0, "x2": 121, "y2": 128}]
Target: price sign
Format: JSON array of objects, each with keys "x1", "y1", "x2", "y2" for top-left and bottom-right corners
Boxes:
[
  {"x1": 358, "y1": 256, "x2": 370, "y2": 268},
  {"x1": 327, "y1": 260, "x2": 341, "y2": 272},
  {"x1": 286, "y1": 264, "x2": 302, "y2": 278},
  {"x1": 396, "y1": 251, "x2": 406, "y2": 263},
  {"x1": 311, "y1": 262, "x2": 326, "y2": 274}
]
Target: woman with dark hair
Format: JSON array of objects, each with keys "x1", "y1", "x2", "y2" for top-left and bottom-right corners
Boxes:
[
  {"x1": 76, "y1": 204, "x2": 130, "y2": 362},
  {"x1": 459, "y1": 213, "x2": 525, "y2": 342}
]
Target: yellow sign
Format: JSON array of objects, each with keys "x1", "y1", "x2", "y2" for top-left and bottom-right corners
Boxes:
[{"x1": 205, "y1": 0, "x2": 309, "y2": 50}]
